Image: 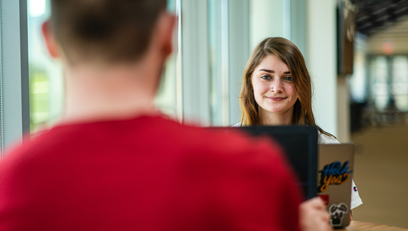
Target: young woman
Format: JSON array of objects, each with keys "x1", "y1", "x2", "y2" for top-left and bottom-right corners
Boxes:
[
  {"x1": 236, "y1": 37, "x2": 363, "y2": 227},
  {"x1": 237, "y1": 37, "x2": 337, "y2": 143}
]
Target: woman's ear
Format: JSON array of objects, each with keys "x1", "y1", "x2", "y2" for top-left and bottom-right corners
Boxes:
[{"x1": 42, "y1": 20, "x2": 60, "y2": 58}]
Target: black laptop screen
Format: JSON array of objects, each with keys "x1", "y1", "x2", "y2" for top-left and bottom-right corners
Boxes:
[{"x1": 215, "y1": 126, "x2": 318, "y2": 200}]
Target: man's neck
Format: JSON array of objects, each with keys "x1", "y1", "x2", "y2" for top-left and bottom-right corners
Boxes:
[{"x1": 61, "y1": 58, "x2": 161, "y2": 125}]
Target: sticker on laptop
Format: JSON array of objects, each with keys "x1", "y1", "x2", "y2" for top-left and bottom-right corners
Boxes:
[
  {"x1": 317, "y1": 161, "x2": 353, "y2": 193},
  {"x1": 329, "y1": 203, "x2": 349, "y2": 226}
]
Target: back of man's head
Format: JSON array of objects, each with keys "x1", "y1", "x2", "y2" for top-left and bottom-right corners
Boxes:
[{"x1": 49, "y1": 0, "x2": 167, "y2": 64}]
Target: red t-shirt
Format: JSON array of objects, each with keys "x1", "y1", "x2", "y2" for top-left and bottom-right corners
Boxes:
[{"x1": 0, "y1": 115, "x2": 301, "y2": 231}]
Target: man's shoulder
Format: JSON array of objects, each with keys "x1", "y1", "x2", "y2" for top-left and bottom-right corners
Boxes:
[
  {"x1": 153, "y1": 118, "x2": 293, "y2": 173},
  {"x1": 180, "y1": 125, "x2": 291, "y2": 174},
  {"x1": 0, "y1": 115, "x2": 292, "y2": 179},
  {"x1": 0, "y1": 127, "x2": 77, "y2": 171}
]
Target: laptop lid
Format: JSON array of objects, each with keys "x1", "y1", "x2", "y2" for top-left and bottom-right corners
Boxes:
[
  {"x1": 318, "y1": 144, "x2": 354, "y2": 228},
  {"x1": 227, "y1": 126, "x2": 318, "y2": 200}
]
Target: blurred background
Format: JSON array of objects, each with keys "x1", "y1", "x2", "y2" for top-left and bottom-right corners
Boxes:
[{"x1": 1, "y1": 0, "x2": 408, "y2": 228}]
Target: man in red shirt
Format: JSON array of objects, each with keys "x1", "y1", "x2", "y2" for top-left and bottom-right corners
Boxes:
[{"x1": 0, "y1": 0, "x2": 328, "y2": 230}]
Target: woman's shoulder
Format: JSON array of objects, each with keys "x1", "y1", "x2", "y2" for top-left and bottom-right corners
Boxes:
[
  {"x1": 232, "y1": 122, "x2": 242, "y2": 127},
  {"x1": 318, "y1": 131, "x2": 340, "y2": 144}
]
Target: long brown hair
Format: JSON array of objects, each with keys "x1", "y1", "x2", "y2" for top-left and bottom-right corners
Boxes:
[{"x1": 239, "y1": 37, "x2": 334, "y2": 137}]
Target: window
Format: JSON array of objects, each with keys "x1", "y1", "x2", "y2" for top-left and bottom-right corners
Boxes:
[
  {"x1": 27, "y1": 0, "x2": 180, "y2": 132},
  {"x1": 367, "y1": 55, "x2": 408, "y2": 112},
  {"x1": 28, "y1": 0, "x2": 63, "y2": 132},
  {"x1": 26, "y1": 0, "x2": 294, "y2": 130}
]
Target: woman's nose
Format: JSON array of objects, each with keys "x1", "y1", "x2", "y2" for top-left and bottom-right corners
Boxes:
[{"x1": 270, "y1": 79, "x2": 283, "y2": 92}]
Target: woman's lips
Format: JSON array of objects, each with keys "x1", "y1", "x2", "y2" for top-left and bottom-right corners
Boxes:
[{"x1": 266, "y1": 96, "x2": 287, "y2": 101}]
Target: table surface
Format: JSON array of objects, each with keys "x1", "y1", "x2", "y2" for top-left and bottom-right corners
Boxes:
[{"x1": 337, "y1": 221, "x2": 408, "y2": 231}]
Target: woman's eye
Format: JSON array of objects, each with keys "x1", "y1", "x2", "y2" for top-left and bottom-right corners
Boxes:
[
  {"x1": 284, "y1": 76, "x2": 292, "y2": 81},
  {"x1": 261, "y1": 75, "x2": 271, "y2": 80}
]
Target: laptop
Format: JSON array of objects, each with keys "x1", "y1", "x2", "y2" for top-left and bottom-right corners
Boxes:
[
  {"x1": 214, "y1": 126, "x2": 354, "y2": 227},
  {"x1": 318, "y1": 144, "x2": 354, "y2": 228},
  {"x1": 219, "y1": 126, "x2": 319, "y2": 200}
]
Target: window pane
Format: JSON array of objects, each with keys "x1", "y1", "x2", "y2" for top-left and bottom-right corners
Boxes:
[
  {"x1": 208, "y1": 0, "x2": 224, "y2": 126},
  {"x1": 391, "y1": 56, "x2": 408, "y2": 111},
  {"x1": 370, "y1": 56, "x2": 389, "y2": 111},
  {"x1": 154, "y1": 0, "x2": 179, "y2": 119},
  {"x1": 28, "y1": 0, "x2": 64, "y2": 132},
  {"x1": 28, "y1": 0, "x2": 179, "y2": 132}
]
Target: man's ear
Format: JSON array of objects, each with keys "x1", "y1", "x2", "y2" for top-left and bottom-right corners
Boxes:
[
  {"x1": 157, "y1": 12, "x2": 176, "y2": 57},
  {"x1": 42, "y1": 20, "x2": 60, "y2": 58}
]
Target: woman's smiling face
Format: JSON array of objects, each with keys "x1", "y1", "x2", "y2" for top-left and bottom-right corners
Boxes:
[{"x1": 251, "y1": 54, "x2": 298, "y2": 119}]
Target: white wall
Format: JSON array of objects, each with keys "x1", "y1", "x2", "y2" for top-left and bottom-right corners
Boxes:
[
  {"x1": 307, "y1": 0, "x2": 338, "y2": 136},
  {"x1": 337, "y1": 77, "x2": 350, "y2": 142},
  {"x1": 250, "y1": 0, "x2": 287, "y2": 51}
]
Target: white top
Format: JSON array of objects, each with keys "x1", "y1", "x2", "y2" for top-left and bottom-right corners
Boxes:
[
  {"x1": 318, "y1": 131, "x2": 340, "y2": 144},
  {"x1": 233, "y1": 123, "x2": 363, "y2": 209}
]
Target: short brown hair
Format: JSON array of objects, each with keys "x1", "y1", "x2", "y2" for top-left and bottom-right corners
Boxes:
[
  {"x1": 239, "y1": 37, "x2": 334, "y2": 137},
  {"x1": 50, "y1": 0, "x2": 167, "y2": 63}
]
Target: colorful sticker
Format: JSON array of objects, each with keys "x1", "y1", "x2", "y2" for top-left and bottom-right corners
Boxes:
[
  {"x1": 329, "y1": 203, "x2": 349, "y2": 226},
  {"x1": 317, "y1": 161, "x2": 353, "y2": 193}
]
